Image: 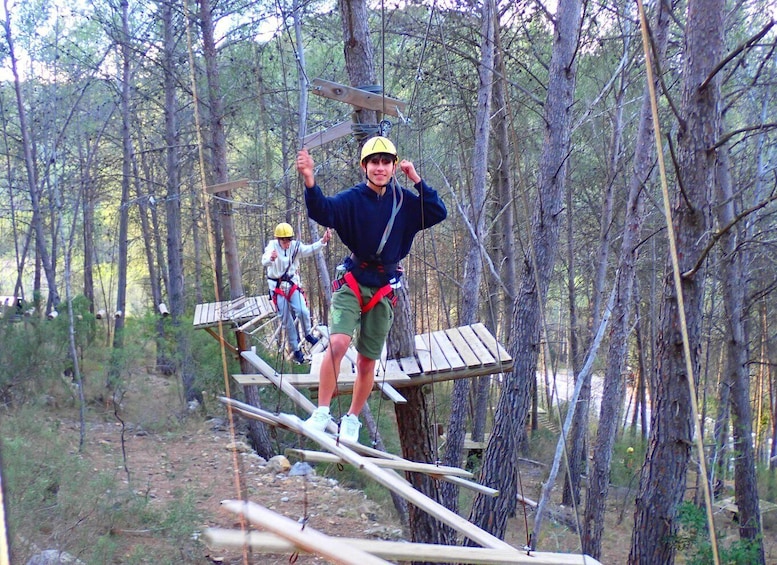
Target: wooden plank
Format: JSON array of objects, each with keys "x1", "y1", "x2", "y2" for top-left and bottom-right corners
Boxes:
[
  {"x1": 193, "y1": 295, "x2": 275, "y2": 329},
  {"x1": 274, "y1": 412, "x2": 515, "y2": 550},
  {"x1": 458, "y1": 325, "x2": 496, "y2": 365},
  {"x1": 429, "y1": 329, "x2": 466, "y2": 370},
  {"x1": 217, "y1": 501, "x2": 392, "y2": 565},
  {"x1": 471, "y1": 322, "x2": 512, "y2": 363},
  {"x1": 443, "y1": 475, "x2": 499, "y2": 497},
  {"x1": 397, "y1": 354, "x2": 422, "y2": 376},
  {"x1": 444, "y1": 326, "x2": 482, "y2": 367},
  {"x1": 232, "y1": 371, "x2": 411, "y2": 389},
  {"x1": 193, "y1": 304, "x2": 206, "y2": 327},
  {"x1": 285, "y1": 449, "x2": 473, "y2": 478},
  {"x1": 302, "y1": 120, "x2": 353, "y2": 149},
  {"x1": 205, "y1": 178, "x2": 249, "y2": 195},
  {"x1": 311, "y1": 78, "x2": 407, "y2": 117},
  {"x1": 204, "y1": 529, "x2": 603, "y2": 564},
  {"x1": 415, "y1": 334, "x2": 451, "y2": 374},
  {"x1": 376, "y1": 381, "x2": 407, "y2": 403}
]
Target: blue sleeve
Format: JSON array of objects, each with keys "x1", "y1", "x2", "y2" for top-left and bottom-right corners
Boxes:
[
  {"x1": 415, "y1": 180, "x2": 447, "y2": 229},
  {"x1": 304, "y1": 184, "x2": 338, "y2": 228}
]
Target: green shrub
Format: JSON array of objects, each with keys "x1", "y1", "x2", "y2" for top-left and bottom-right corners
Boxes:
[
  {"x1": 608, "y1": 438, "x2": 646, "y2": 488},
  {"x1": 674, "y1": 501, "x2": 762, "y2": 564}
]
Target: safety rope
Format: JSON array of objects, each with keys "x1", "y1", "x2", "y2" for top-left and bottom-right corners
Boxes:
[
  {"x1": 635, "y1": 0, "x2": 720, "y2": 562},
  {"x1": 182, "y1": 1, "x2": 250, "y2": 563}
]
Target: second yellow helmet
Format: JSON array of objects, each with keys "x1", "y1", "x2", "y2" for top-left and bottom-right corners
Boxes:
[{"x1": 274, "y1": 222, "x2": 294, "y2": 238}]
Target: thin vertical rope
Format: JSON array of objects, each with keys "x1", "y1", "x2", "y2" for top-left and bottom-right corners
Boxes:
[
  {"x1": 636, "y1": 0, "x2": 720, "y2": 562},
  {"x1": 182, "y1": 2, "x2": 249, "y2": 563}
]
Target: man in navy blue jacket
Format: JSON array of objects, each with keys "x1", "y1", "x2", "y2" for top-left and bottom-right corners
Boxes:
[{"x1": 296, "y1": 136, "x2": 447, "y2": 443}]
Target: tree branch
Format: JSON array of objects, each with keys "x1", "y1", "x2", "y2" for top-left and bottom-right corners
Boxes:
[
  {"x1": 699, "y1": 21, "x2": 775, "y2": 91},
  {"x1": 684, "y1": 192, "x2": 777, "y2": 278}
]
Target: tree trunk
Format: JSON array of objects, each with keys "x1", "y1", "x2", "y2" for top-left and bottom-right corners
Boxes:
[
  {"x1": 162, "y1": 0, "x2": 198, "y2": 404},
  {"x1": 628, "y1": 0, "x2": 723, "y2": 559},
  {"x1": 2, "y1": 0, "x2": 60, "y2": 310},
  {"x1": 716, "y1": 142, "x2": 764, "y2": 558},
  {"x1": 468, "y1": 0, "x2": 583, "y2": 541},
  {"x1": 198, "y1": 0, "x2": 273, "y2": 456},
  {"x1": 581, "y1": 0, "x2": 673, "y2": 556},
  {"x1": 632, "y1": 279, "x2": 650, "y2": 438},
  {"x1": 390, "y1": 284, "x2": 456, "y2": 551},
  {"x1": 440, "y1": 0, "x2": 495, "y2": 514},
  {"x1": 562, "y1": 156, "x2": 585, "y2": 508},
  {"x1": 112, "y1": 0, "x2": 132, "y2": 356},
  {"x1": 337, "y1": 0, "x2": 376, "y2": 126},
  {"x1": 472, "y1": 40, "x2": 515, "y2": 446}
]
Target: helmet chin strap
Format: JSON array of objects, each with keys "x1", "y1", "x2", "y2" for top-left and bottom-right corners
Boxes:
[{"x1": 366, "y1": 172, "x2": 389, "y2": 190}]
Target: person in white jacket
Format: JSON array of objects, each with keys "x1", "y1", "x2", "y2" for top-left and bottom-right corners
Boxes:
[{"x1": 261, "y1": 222, "x2": 331, "y2": 363}]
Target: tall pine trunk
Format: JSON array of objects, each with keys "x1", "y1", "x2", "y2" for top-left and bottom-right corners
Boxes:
[
  {"x1": 468, "y1": 0, "x2": 583, "y2": 541},
  {"x1": 716, "y1": 142, "x2": 764, "y2": 559},
  {"x1": 440, "y1": 0, "x2": 495, "y2": 514},
  {"x1": 629, "y1": 0, "x2": 723, "y2": 559},
  {"x1": 581, "y1": 0, "x2": 673, "y2": 556}
]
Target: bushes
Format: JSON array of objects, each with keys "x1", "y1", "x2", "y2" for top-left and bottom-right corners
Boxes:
[{"x1": 674, "y1": 501, "x2": 762, "y2": 564}]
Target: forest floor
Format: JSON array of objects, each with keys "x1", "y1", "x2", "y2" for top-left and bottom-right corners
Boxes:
[{"x1": 12, "y1": 367, "x2": 777, "y2": 564}]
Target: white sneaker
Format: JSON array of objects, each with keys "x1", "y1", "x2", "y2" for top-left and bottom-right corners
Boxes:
[
  {"x1": 339, "y1": 414, "x2": 362, "y2": 443},
  {"x1": 304, "y1": 407, "x2": 331, "y2": 433}
]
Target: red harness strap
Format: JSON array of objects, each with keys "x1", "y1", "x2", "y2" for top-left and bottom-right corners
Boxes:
[
  {"x1": 343, "y1": 271, "x2": 394, "y2": 313},
  {"x1": 272, "y1": 282, "x2": 300, "y2": 307}
]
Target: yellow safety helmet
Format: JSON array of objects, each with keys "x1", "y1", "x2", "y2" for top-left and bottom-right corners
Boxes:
[
  {"x1": 274, "y1": 222, "x2": 294, "y2": 238},
  {"x1": 360, "y1": 136, "x2": 398, "y2": 165}
]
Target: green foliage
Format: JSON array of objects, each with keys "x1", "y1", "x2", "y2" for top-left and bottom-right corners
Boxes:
[
  {"x1": 0, "y1": 313, "x2": 72, "y2": 405},
  {"x1": 758, "y1": 464, "x2": 777, "y2": 503},
  {"x1": 674, "y1": 501, "x2": 763, "y2": 564},
  {"x1": 50, "y1": 295, "x2": 98, "y2": 352},
  {"x1": 608, "y1": 438, "x2": 646, "y2": 488}
]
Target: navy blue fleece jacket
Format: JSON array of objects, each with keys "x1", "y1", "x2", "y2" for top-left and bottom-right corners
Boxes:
[{"x1": 305, "y1": 179, "x2": 447, "y2": 287}]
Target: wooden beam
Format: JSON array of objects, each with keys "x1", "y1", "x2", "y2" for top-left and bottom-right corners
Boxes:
[
  {"x1": 301, "y1": 120, "x2": 353, "y2": 149},
  {"x1": 203, "y1": 528, "x2": 604, "y2": 564},
  {"x1": 218, "y1": 399, "x2": 513, "y2": 550},
  {"x1": 285, "y1": 448, "x2": 473, "y2": 478},
  {"x1": 285, "y1": 448, "x2": 496, "y2": 497},
  {"x1": 311, "y1": 78, "x2": 407, "y2": 117},
  {"x1": 232, "y1": 364, "x2": 507, "y2": 389},
  {"x1": 204, "y1": 178, "x2": 249, "y2": 195},
  {"x1": 239, "y1": 350, "x2": 333, "y2": 429},
  {"x1": 204, "y1": 328, "x2": 238, "y2": 355},
  {"x1": 221, "y1": 397, "x2": 401, "y2": 462},
  {"x1": 216, "y1": 501, "x2": 392, "y2": 565},
  {"x1": 376, "y1": 381, "x2": 407, "y2": 403},
  {"x1": 443, "y1": 475, "x2": 499, "y2": 497},
  {"x1": 274, "y1": 412, "x2": 515, "y2": 550}
]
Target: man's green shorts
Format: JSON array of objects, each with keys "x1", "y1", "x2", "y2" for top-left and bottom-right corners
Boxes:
[{"x1": 329, "y1": 282, "x2": 394, "y2": 360}]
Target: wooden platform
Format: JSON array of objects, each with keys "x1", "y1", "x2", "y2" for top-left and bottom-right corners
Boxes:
[
  {"x1": 193, "y1": 295, "x2": 275, "y2": 330},
  {"x1": 233, "y1": 322, "x2": 513, "y2": 390}
]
